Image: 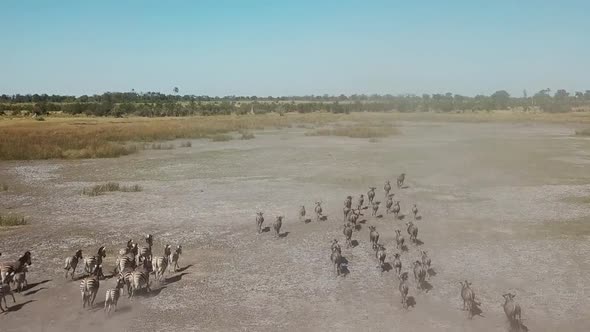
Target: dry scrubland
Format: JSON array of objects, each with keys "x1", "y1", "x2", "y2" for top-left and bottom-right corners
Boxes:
[{"x1": 1, "y1": 112, "x2": 590, "y2": 331}]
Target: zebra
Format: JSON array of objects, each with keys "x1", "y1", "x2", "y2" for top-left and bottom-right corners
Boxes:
[
  {"x1": 85, "y1": 246, "x2": 106, "y2": 278},
  {"x1": 357, "y1": 194, "x2": 364, "y2": 210},
  {"x1": 384, "y1": 180, "x2": 391, "y2": 197},
  {"x1": 0, "y1": 278, "x2": 16, "y2": 312},
  {"x1": 256, "y1": 211, "x2": 265, "y2": 233},
  {"x1": 152, "y1": 245, "x2": 171, "y2": 282},
  {"x1": 13, "y1": 266, "x2": 28, "y2": 293},
  {"x1": 397, "y1": 173, "x2": 406, "y2": 189},
  {"x1": 119, "y1": 266, "x2": 134, "y2": 297},
  {"x1": 392, "y1": 201, "x2": 401, "y2": 219},
  {"x1": 273, "y1": 216, "x2": 283, "y2": 238},
  {"x1": 104, "y1": 276, "x2": 125, "y2": 315},
  {"x1": 314, "y1": 202, "x2": 323, "y2": 221},
  {"x1": 80, "y1": 265, "x2": 101, "y2": 308},
  {"x1": 367, "y1": 187, "x2": 376, "y2": 204},
  {"x1": 344, "y1": 196, "x2": 352, "y2": 209},
  {"x1": 64, "y1": 249, "x2": 83, "y2": 279},
  {"x1": 169, "y1": 245, "x2": 182, "y2": 273},
  {"x1": 369, "y1": 226, "x2": 379, "y2": 251},
  {"x1": 138, "y1": 234, "x2": 154, "y2": 264},
  {"x1": 385, "y1": 195, "x2": 393, "y2": 214},
  {"x1": 115, "y1": 251, "x2": 137, "y2": 275},
  {"x1": 343, "y1": 223, "x2": 353, "y2": 248},
  {"x1": 129, "y1": 264, "x2": 151, "y2": 298},
  {"x1": 299, "y1": 206, "x2": 306, "y2": 222},
  {"x1": 0, "y1": 251, "x2": 32, "y2": 284},
  {"x1": 371, "y1": 201, "x2": 380, "y2": 216}
]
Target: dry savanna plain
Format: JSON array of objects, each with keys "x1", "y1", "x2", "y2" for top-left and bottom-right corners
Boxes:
[{"x1": 1, "y1": 112, "x2": 590, "y2": 331}]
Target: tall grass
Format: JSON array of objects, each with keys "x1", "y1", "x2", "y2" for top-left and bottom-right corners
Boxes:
[
  {"x1": 82, "y1": 182, "x2": 143, "y2": 196},
  {"x1": 0, "y1": 113, "x2": 340, "y2": 160},
  {"x1": 0, "y1": 214, "x2": 27, "y2": 227}
]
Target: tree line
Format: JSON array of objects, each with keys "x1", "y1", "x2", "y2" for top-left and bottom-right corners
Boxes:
[{"x1": 1, "y1": 89, "x2": 590, "y2": 117}]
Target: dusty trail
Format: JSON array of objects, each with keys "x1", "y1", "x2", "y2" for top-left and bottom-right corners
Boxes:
[{"x1": 1, "y1": 121, "x2": 590, "y2": 331}]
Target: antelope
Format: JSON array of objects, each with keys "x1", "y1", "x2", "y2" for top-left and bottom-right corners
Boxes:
[
  {"x1": 273, "y1": 216, "x2": 283, "y2": 237},
  {"x1": 384, "y1": 180, "x2": 391, "y2": 197},
  {"x1": 371, "y1": 201, "x2": 380, "y2": 216},
  {"x1": 299, "y1": 206, "x2": 306, "y2": 222},
  {"x1": 347, "y1": 209, "x2": 361, "y2": 229},
  {"x1": 344, "y1": 196, "x2": 352, "y2": 209},
  {"x1": 64, "y1": 249, "x2": 83, "y2": 279},
  {"x1": 385, "y1": 195, "x2": 393, "y2": 214},
  {"x1": 0, "y1": 251, "x2": 32, "y2": 284},
  {"x1": 413, "y1": 261, "x2": 427, "y2": 290},
  {"x1": 330, "y1": 245, "x2": 343, "y2": 276},
  {"x1": 376, "y1": 244, "x2": 386, "y2": 272},
  {"x1": 343, "y1": 223, "x2": 353, "y2": 248},
  {"x1": 395, "y1": 230, "x2": 405, "y2": 250},
  {"x1": 357, "y1": 194, "x2": 364, "y2": 210},
  {"x1": 412, "y1": 204, "x2": 418, "y2": 219},
  {"x1": 392, "y1": 201, "x2": 401, "y2": 219},
  {"x1": 399, "y1": 272, "x2": 409, "y2": 309}
]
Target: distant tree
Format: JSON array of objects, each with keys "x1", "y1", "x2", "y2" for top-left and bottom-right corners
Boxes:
[
  {"x1": 491, "y1": 90, "x2": 510, "y2": 109},
  {"x1": 173, "y1": 87, "x2": 179, "y2": 94}
]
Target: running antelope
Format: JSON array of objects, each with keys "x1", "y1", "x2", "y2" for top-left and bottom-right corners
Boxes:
[{"x1": 64, "y1": 249, "x2": 83, "y2": 279}]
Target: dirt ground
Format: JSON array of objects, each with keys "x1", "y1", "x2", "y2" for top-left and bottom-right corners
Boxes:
[{"x1": 1, "y1": 120, "x2": 589, "y2": 331}]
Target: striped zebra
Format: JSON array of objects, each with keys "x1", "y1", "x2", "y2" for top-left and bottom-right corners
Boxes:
[
  {"x1": 129, "y1": 265, "x2": 151, "y2": 298},
  {"x1": 84, "y1": 246, "x2": 106, "y2": 278},
  {"x1": 119, "y1": 267, "x2": 134, "y2": 297},
  {"x1": 12, "y1": 266, "x2": 28, "y2": 293},
  {"x1": 138, "y1": 234, "x2": 153, "y2": 264},
  {"x1": 0, "y1": 251, "x2": 32, "y2": 284},
  {"x1": 0, "y1": 278, "x2": 16, "y2": 312},
  {"x1": 169, "y1": 245, "x2": 182, "y2": 273},
  {"x1": 80, "y1": 265, "x2": 101, "y2": 308},
  {"x1": 104, "y1": 276, "x2": 125, "y2": 315},
  {"x1": 115, "y1": 252, "x2": 137, "y2": 275},
  {"x1": 152, "y1": 245, "x2": 171, "y2": 282},
  {"x1": 64, "y1": 249, "x2": 83, "y2": 279}
]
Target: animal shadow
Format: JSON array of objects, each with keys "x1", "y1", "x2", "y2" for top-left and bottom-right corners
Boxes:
[
  {"x1": 406, "y1": 296, "x2": 416, "y2": 308},
  {"x1": 166, "y1": 272, "x2": 189, "y2": 284},
  {"x1": 414, "y1": 239, "x2": 424, "y2": 246},
  {"x1": 24, "y1": 279, "x2": 51, "y2": 291},
  {"x1": 358, "y1": 219, "x2": 367, "y2": 224},
  {"x1": 304, "y1": 218, "x2": 312, "y2": 224},
  {"x1": 176, "y1": 264, "x2": 192, "y2": 273},
  {"x1": 427, "y1": 268, "x2": 436, "y2": 277},
  {"x1": 508, "y1": 322, "x2": 528, "y2": 332},
  {"x1": 421, "y1": 280, "x2": 433, "y2": 292},
  {"x1": 23, "y1": 287, "x2": 46, "y2": 296},
  {"x1": 361, "y1": 206, "x2": 369, "y2": 210},
  {"x1": 319, "y1": 216, "x2": 328, "y2": 221},
  {"x1": 261, "y1": 226, "x2": 271, "y2": 233},
  {"x1": 397, "y1": 214, "x2": 405, "y2": 220},
  {"x1": 279, "y1": 231, "x2": 290, "y2": 238},
  {"x1": 381, "y1": 262, "x2": 392, "y2": 272},
  {"x1": 351, "y1": 240, "x2": 359, "y2": 247},
  {"x1": 354, "y1": 224, "x2": 362, "y2": 231},
  {"x1": 146, "y1": 286, "x2": 167, "y2": 298},
  {"x1": 5, "y1": 300, "x2": 35, "y2": 313},
  {"x1": 401, "y1": 185, "x2": 410, "y2": 189},
  {"x1": 90, "y1": 301, "x2": 106, "y2": 311},
  {"x1": 376, "y1": 214, "x2": 383, "y2": 219},
  {"x1": 401, "y1": 245, "x2": 409, "y2": 252},
  {"x1": 415, "y1": 216, "x2": 422, "y2": 220},
  {"x1": 470, "y1": 301, "x2": 484, "y2": 318}
]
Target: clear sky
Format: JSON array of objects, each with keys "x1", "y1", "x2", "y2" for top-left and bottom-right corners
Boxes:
[{"x1": 1, "y1": 0, "x2": 589, "y2": 97}]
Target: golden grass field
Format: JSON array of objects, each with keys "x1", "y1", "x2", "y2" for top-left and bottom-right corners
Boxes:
[{"x1": 1, "y1": 110, "x2": 590, "y2": 160}]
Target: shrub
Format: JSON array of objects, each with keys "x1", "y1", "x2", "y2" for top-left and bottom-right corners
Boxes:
[
  {"x1": 180, "y1": 141, "x2": 192, "y2": 148},
  {"x1": 210, "y1": 134, "x2": 233, "y2": 142},
  {"x1": 82, "y1": 182, "x2": 142, "y2": 196},
  {"x1": 240, "y1": 131, "x2": 255, "y2": 140}
]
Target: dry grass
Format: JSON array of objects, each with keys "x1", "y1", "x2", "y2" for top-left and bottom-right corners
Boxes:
[
  {"x1": 210, "y1": 134, "x2": 233, "y2": 142},
  {"x1": 82, "y1": 182, "x2": 143, "y2": 196},
  {"x1": 0, "y1": 214, "x2": 27, "y2": 227},
  {"x1": 575, "y1": 128, "x2": 590, "y2": 136},
  {"x1": 1, "y1": 183, "x2": 7, "y2": 191},
  {"x1": 0, "y1": 113, "x2": 340, "y2": 160},
  {"x1": 240, "y1": 131, "x2": 255, "y2": 140},
  {"x1": 306, "y1": 124, "x2": 398, "y2": 138},
  {"x1": 149, "y1": 143, "x2": 175, "y2": 150}
]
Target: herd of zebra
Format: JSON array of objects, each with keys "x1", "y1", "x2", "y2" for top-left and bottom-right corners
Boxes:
[
  {"x1": 256, "y1": 173, "x2": 524, "y2": 331},
  {"x1": 0, "y1": 234, "x2": 183, "y2": 315}
]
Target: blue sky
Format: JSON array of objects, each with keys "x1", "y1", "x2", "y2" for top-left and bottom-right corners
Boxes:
[{"x1": 1, "y1": 0, "x2": 589, "y2": 96}]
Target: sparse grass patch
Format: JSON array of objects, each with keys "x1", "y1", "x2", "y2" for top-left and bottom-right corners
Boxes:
[
  {"x1": 306, "y1": 124, "x2": 398, "y2": 138},
  {"x1": 0, "y1": 214, "x2": 27, "y2": 227},
  {"x1": 82, "y1": 182, "x2": 142, "y2": 196},
  {"x1": 180, "y1": 141, "x2": 192, "y2": 148},
  {"x1": 210, "y1": 134, "x2": 233, "y2": 142},
  {"x1": 240, "y1": 131, "x2": 255, "y2": 140},
  {"x1": 149, "y1": 143, "x2": 175, "y2": 150},
  {"x1": 0, "y1": 183, "x2": 7, "y2": 191},
  {"x1": 575, "y1": 128, "x2": 590, "y2": 136},
  {"x1": 368, "y1": 138, "x2": 380, "y2": 143}
]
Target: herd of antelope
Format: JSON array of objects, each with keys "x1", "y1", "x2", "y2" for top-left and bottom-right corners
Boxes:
[
  {"x1": 0, "y1": 234, "x2": 183, "y2": 315},
  {"x1": 256, "y1": 173, "x2": 525, "y2": 331}
]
